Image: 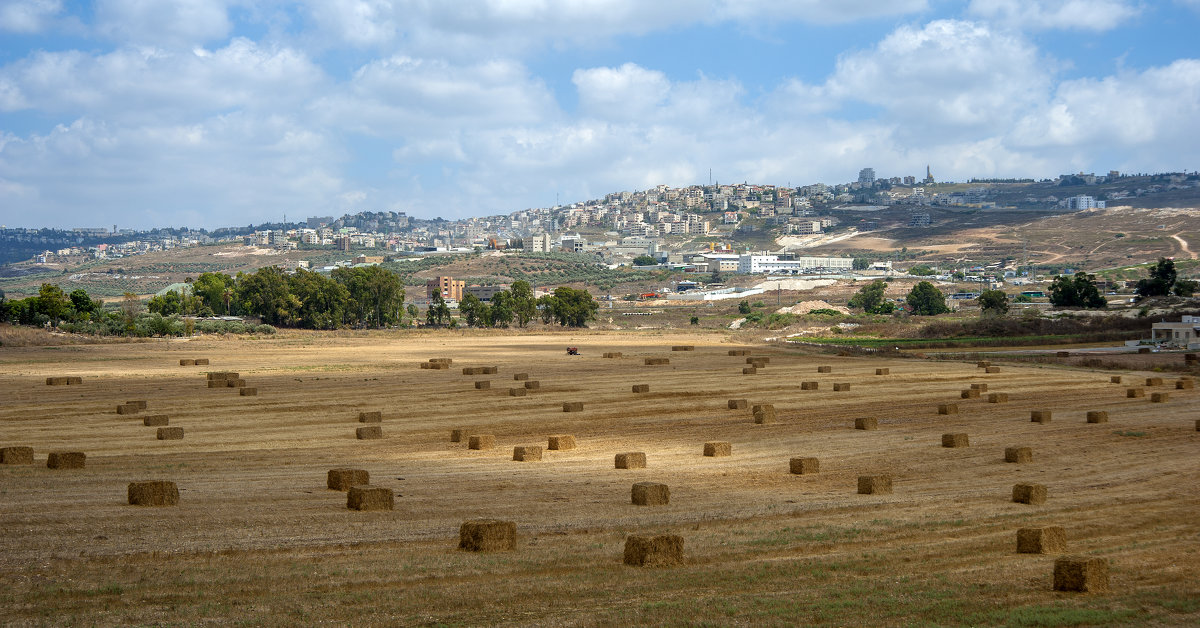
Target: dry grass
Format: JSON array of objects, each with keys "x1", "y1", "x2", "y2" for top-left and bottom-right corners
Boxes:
[{"x1": 0, "y1": 330, "x2": 1198, "y2": 625}]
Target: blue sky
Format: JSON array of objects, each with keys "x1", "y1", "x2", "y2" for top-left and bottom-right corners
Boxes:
[{"x1": 1, "y1": 0, "x2": 1198, "y2": 230}]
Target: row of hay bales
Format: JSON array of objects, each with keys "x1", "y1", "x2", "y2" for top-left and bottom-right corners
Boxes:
[
  {"x1": 206, "y1": 371, "x2": 257, "y2": 395},
  {"x1": 45, "y1": 376, "x2": 83, "y2": 386},
  {"x1": 179, "y1": 358, "x2": 210, "y2": 366}
]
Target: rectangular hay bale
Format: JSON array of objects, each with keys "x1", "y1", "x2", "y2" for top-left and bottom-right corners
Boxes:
[
  {"x1": 468, "y1": 434, "x2": 495, "y2": 450},
  {"x1": 985, "y1": 367, "x2": 1001, "y2": 373},
  {"x1": 1053, "y1": 556, "x2": 1109, "y2": 593},
  {"x1": 459, "y1": 519, "x2": 516, "y2": 552},
  {"x1": 1110, "y1": 375, "x2": 1122, "y2": 384},
  {"x1": 327, "y1": 468, "x2": 369, "y2": 491},
  {"x1": 789, "y1": 457, "x2": 819, "y2": 474},
  {"x1": 747, "y1": 357, "x2": 769, "y2": 364},
  {"x1": 180, "y1": 359, "x2": 195, "y2": 366},
  {"x1": 513, "y1": 373, "x2": 528, "y2": 380},
  {"x1": 727, "y1": 399, "x2": 748, "y2": 410},
  {"x1": 644, "y1": 357, "x2": 670, "y2": 365},
  {"x1": 1012, "y1": 483, "x2": 1047, "y2": 505},
  {"x1": 142, "y1": 415, "x2": 168, "y2": 426},
  {"x1": 450, "y1": 429, "x2": 465, "y2": 443},
  {"x1": 623, "y1": 534, "x2": 683, "y2": 567},
  {"x1": 615, "y1": 452, "x2": 646, "y2": 469},
  {"x1": 562, "y1": 402, "x2": 584, "y2": 412},
  {"x1": 631, "y1": 481, "x2": 669, "y2": 505},
  {"x1": 127, "y1": 481, "x2": 179, "y2": 506},
  {"x1": 523, "y1": 381, "x2": 540, "y2": 390},
  {"x1": 1030, "y1": 410, "x2": 1052, "y2": 423},
  {"x1": 1086, "y1": 410, "x2": 1108, "y2": 423},
  {"x1": 971, "y1": 383, "x2": 988, "y2": 391},
  {"x1": 938, "y1": 403, "x2": 959, "y2": 415},
  {"x1": 157, "y1": 427, "x2": 184, "y2": 440},
  {"x1": 728, "y1": 350, "x2": 749, "y2": 356},
  {"x1": 1145, "y1": 377, "x2": 1163, "y2": 386},
  {"x1": 46, "y1": 451, "x2": 85, "y2": 469},
  {"x1": 194, "y1": 359, "x2": 209, "y2": 366},
  {"x1": 1017, "y1": 526, "x2": 1066, "y2": 554},
  {"x1": 854, "y1": 417, "x2": 878, "y2": 430},
  {"x1": 1126, "y1": 387, "x2": 1145, "y2": 398},
  {"x1": 547, "y1": 435, "x2": 576, "y2": 450},
  {"x1": 358, "y1": 411, "x2": 382, "y2": 423},
  {"x1": 239, "y1": 387, "x2": 257, "y2": 396},
  {"x1": 513, "y1": 445, "x2": 542, "y2": 462},
  {"x1": 817, "y1": 366, "x2": 832, "y2": 373},
  {"x1": 1004, "y1": 447, "x2": 1032, "y2": 463},
  {"x1": 1151, "y1": 392, "x2": 1169, "y2": 403},
  {"x1": 1176, "y1": 379, "x2": 1194, "y2": 389},
  {"x1": 508, "y1": 387, "x2": 527, "y2": 396},
  {"x1": 742, "y1": 367, "x2": 757, "y2": 375},
  {"x1": 941, "y1": 433, "x2": 969, "y2": 448},
  {"x1": 857, "y1": 475, "x2": 892, "y2": 495},
  {"x1": 474, "y1": 381, "x2": 491, "y2": 390},
  {"x1": 833, "y1": 383, "x2": 850, "y2": 392},
  {"x1": 631, "y1": 384, "x2": 649, "y2": 393},
  {"x1": 355, "y1": 426, "x2": 382, "y2": 440},
  {"x1": 800, "y1": 381, "x2": 818, "y2": 390},
  {"x1": 116, "y1": 403, "x2": 140, "y2": 415},
  {"x1": 671, "y1": 345, "x2": 694, "y2": 351},
  {"x1": 226, "y1": 379, "x2": 246, "y2": 388},
  {"x1": 703, "y1": 441, "x2": 731, "y2": 457},
  {"x1": 482, "y1": 366, "x2": 498, "y2": 375},
  {"x1": 0, "y1": 446, "x2": 34, "y2": 464},
  {"x1": 346, "y1": 485, "x2": 393, "y2": 511},
  {"x1": 876, "y1": 368, "x2": 890, "y2": 375},
  {"x1": 962, "y1": 389, "x2": 980, "y2": 399},
  {"x1": 988, "y1": 393, "x2": 1009, "y2": 403}
]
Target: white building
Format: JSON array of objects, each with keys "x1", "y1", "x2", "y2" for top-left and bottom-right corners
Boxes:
[
  {"x1": 524, "y1": 233, "x2": 553, "y2": 253},
  {"x1": 1065, "y1": 195, "x2": 1106, "y2": 210},
  {"x1": 736, "y1": 254, "x2": 854, "y2": 275}
]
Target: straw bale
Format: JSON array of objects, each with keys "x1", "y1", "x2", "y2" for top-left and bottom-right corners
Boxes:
[
  {"x1": 180, "y1": 359, "x2": 195, "y2": 366},
  {"x1": 459, "y1": 519, "x2": 516, "y2": 552},
  {"x1": 703, "y1": 441, "x2": 731, "y2": 457},
  {"x1": 1176, "y1": 379, "x2": 1194, "y2": 390},
  {"x1": 854, "y1": 417, "x2": 878, "y2": 430},
  {"x1": 1053, "y1": 557, "x2": 1109, "y2": 593},
  {"x1": 127, "y1": 481, "x2": 179, "y2": 506},
  {"x1": 45, "y1": 377, "x2": 68, "y2": 386},
  {"x1": 547, "y1": 435, "x2": 576, "y2": 450},
  {"x1": 226, "y1": 379, "x2": 246, "y2": 388},
  {"x1": 468, "y1": 434, "x2": 495, "y2": 450},
  {"x1": 194, "y1": 359, "x2": 209, "y2": 366},
  {"x1": 359, "y1": 411, "x2": 382, "y2": 423},
  {"x1": 509, "y1": 387, "x2": 527, "y2": 396},
  {"x1": 988, "y1": 393, "x2": 1009, "y2": 403},
  {"x1": 985, "y1": 367, "x2": 1001, "y2": 373},
  {"x1": 128, "y1": 400, "x2": 148, "y2": 410},
  {"x1": 450, "y1": 429, "x2": 465, "y2": 443},
  {"x1": 46, "y1": 452, "x2": 85, "y2": 469},
  {"x1": 1086, "y1": 411, "x2": 1108, "y2": 423},
  {"x1": 748, "y1": 359, "x2": 768, "y2": 368},
  {"x1": 961, "y1": 389, "x2": 980, "y2": 399},
  {"x1": 116, "y1": 403, "x2": 140, "y2": 415},
  {"x1": 742, "y1": 367, "x2": 757, "y2": 375},
  {"x1": 753, "y1": 404, "x2": 776, "y2": 424},
  {"x1": 1030, "y1": 410, "x2": 1052, "y2": 423},
  {"x1": 876, "y1": 368, "x2": 890, "y2": 375},
  {"x1": 1126, "y1": 387, "x2": 1144, "y2": 398},
  {"x1": 157, "y1": 427, "x2": 184, "y2": 440},
  {"x1": 474, "y1": 381, "x2": 491, "y2": 390},
  {"x1": 66, "y1": 376, "x2": 82, "y2": 385},
  {"x1": 833, "y1": 383, "x2": 850, "y2": 392},
  {"x1": 977, "y1": 361, "x2": 991, "y2": 368},
  {"x1": 747, "y1": 357, "x2": 770, "y2": 364},
  {"x1": 644, "y1": 357, "x2": 670, "y2": 365},
  {"x1": 430, "y1": 362, "x2": 449, "y2": 370},
  {"x1": 327, "y1": 468, "x2": 369, "y2": 491},
  {"x1": 1056, "y1": 351, "x2": 1070, "y2": 358},
  {"x1": 207, "y1": 372, "x2": 229, "y2": 381},
  {"x1": 429, "y1": 358, "x2": 453, "y2": 364},
  {"x1": 971, "y1": 383, "x2": 988, "y2": 391},
  {"x1": 941, "y1": 433, "x2": 969, "y2": 448},
  {"x1": 207, "y1": 380, "x2": 225, "y2": 388},
  {"x1": 563, "y1": 402, "x2": 584, "y2": 412},
  {"x1": 857, "y1": 475, "x2": 892, "y2": 495},
  {"x1": 801, "y1": 381, "x2": 819, "y2": 390},
  {"x1": 623, "y1": 534, "x2": 684, "y2": 567},
  {"x1": 728, "y1": 350, "x2": 749, "y2": 356},
  {"x1": 482, "y1": 367, "x2": 499, "y2": 375},
  {"x1": 632, "y1": 384, "x2": 649, "y2": 393},
  {"x1": 347, "y1": 485, "x2": 393, "y2": 511},
  {"x1": 1004, "y1": 447, "x2": 1032, "y2": 463},
  {"x1": 1110, "y1": 375, "x2": 1121, "y2": 384},
  {"x1": 523, "y1": 381, "x2": 540, "y2": 390},
  {"x1": 513, "y1": 445, "x2": 542, "y2": 462},
  {"x1": 671, "y1": 345, "x2": 694, "y2": 351},
  {"x1": 817, "y1": 366, "x2": 832, "y2": 373},
  {"x1": 0, "y1": 446, "x2": 34, "y2": 464},
  {"x1": 938, "y1": 403, "x2": 959, "y2": 415},
  {"x1": 462, "y1": 367, "x2": 482, "y2": 375},
  {"x1": 615, "y1": 452, "x2": 646, "y2": 469},
  {"x1": 631, "y1": 482, "x2": 669, "y2": 505},
  {"x1": 239, "y1": 387, "x2": 257, "y2": 396},
  {"x1": 1145, "y1": 377, "x2": 1163, "y2": 386},
  {"x1": 355, "y1": 426, "x2": 382, "y2": 440},
  {"x1": 1151, "y1": 392, "x2": 1169, "y2": 403},
  {"x1": 727, "y1": 399, "x2": 748, "y2": 410},
  {"x1": 1017, "y1": 527, "x2": 1066, "y2": 554},
  {"x1": 513, "y1": 373, "x2": 528, "y2": 380},
  {"x1": 789, "y1": 457, "x2": 819, "y2": 474},
  {"x1": 142, "y1": 415, "x2": 168, "y2": 426},
  {"x1": 1012, "y1": 483, "x2": 1047, "y2": 505}
]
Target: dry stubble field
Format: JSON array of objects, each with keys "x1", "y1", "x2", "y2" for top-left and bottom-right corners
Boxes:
[{"x1": 1, "y1": 331, "x2": 1198, "y2": 626}]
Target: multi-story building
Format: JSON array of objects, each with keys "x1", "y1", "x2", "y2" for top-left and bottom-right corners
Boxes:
[
  {"x1": 858, "y1": 168, "x2": 876, "y2": 185},
  {"x1": 426, "y1": 276, "x2": 465, "y2": 302},
  {"x1": 736, "y1": 254, "x2": 854, "y2": 275}
]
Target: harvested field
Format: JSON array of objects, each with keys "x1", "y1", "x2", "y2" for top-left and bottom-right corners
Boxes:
[{"x1": 0, "y1": 331, "x2": 1197, "y2": 625}]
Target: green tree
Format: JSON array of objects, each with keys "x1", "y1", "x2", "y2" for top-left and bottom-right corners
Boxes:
[
  {"x1": 908, "y1": 265, "x2": 936, "y2": 276},
  {"x1": 977, "y1": 289, "x2": 1009, "y2": 316},
  {"x1": 906, "y1": 281, "x2": 950, "y2": 315},
  {"x1": 848, "y1": 280, "x2": 888, "y2": 313},
  {"x1": 234, "y1": 267, "x2": 299, "y2": 326},
  {"x1": 36, "y1": 283, "x2": 71, "y2": 325},
  {"x1": 193, "y1": 272, "x2": 235, "y2": 315},
  {"x1": 852, "y1": 258, "x2": 871, "y2": 271},
  {"x1": 509, "y1": 280, "x2": 537, "y2": 328},
  {"x1": 632, "y1": 255, "x2": 658, "y2": 266},
  {"x1": 68, "y1": 289, "x2": 101, "y2": 320},
  {"x1": 121, "y1": 292, "x2": 142, "y2": 332},
  {"x1": 1049, "y1": 272, "x2": 1107, "y2": 308},
  {"x1": 458, "y1": 293, "x2": 486, "y2": 327},
  {"x1": 332, "y1": 266, "x2": 405, "y2": 328},
  {"x1": 543, "y1": 287, "x2": 598, "y2": 327},
  {"x1": 426, "y1": 291, "x2": 451, "y2": 327},
  {"x1": 406, "y1": 303, "x2": 419, "y2": 322},
  {"x1": 289, "y1": 269, "x2": 349, "y2": 329},
  {"x1": 1136, "y1": 258, "x2": 1177, "y2": 298},
  {"x1": 537, "y1": 294, "x2": 555, "y2": 324},
  {"x1": 148, "y1": 290, "x2": 182, "y2": 316},
  {"x1": 1173, "y1": 278, "x2": 1198, "y2": 297},
  {"x1": 489, "y1": 290, "x2": 514, "y2": 328},
  {"x1": 738, "y1": 300, "x2": 752, "y2": 314}
]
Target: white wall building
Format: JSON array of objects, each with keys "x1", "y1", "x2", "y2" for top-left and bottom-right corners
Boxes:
[{"x1": 736, "y1": 255, "x2": 854, "y2": 275}]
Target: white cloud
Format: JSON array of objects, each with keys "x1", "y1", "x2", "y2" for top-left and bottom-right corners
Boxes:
[
  {"x1": 0, "y1": 0, "x2": 62, "y2": 33},
  {"x1": 303, "y1": 0, "x2": 397, "y2": 47},
  {"x1": 573, "y1": 63, "x2": 670, "y2": 120},
  {"x1": 95, "y1": 0, "x2": 234, "y2": 46},
  {"x1": 967, "y1": 0, "x2": 1140, "y2": 31},
  {"x1": 714, "y1": 0, "x2": 929, "y2": 23}
]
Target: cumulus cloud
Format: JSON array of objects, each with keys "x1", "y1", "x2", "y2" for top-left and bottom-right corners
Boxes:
[
  {"x1": 967, "y1": 0, "x2": 1140, "y2": 31},
  {"x1": 0, "y1": 0, "x2": 62, "y2": 33},
  {"x1": 573, "y1": 63, "x2": 671, "y2": 120},
  {"x1": 95, "y1": 0, "x2": 234, "y2": 46}
]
